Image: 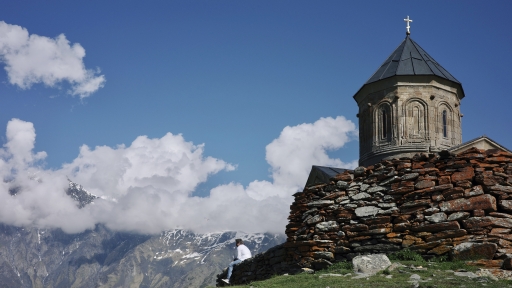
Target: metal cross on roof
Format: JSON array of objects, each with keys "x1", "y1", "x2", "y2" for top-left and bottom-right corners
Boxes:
[{"x1": 404, "y1": 16, "x2": 413, "y2": 35}]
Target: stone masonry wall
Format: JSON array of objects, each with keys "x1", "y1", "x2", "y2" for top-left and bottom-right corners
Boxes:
[
  {"x1": 218, "y1": 147, "x2": 512, "y2": 286},
  {"x1": 216, "y1": 243, "x2": 301, "y2": 286}
]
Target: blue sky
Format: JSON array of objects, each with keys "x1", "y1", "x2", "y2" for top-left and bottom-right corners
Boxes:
[{"x1": 0, "y1": 1, "x2": 511, "y2": 233}]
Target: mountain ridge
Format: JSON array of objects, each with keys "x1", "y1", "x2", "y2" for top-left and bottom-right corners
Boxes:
[
  {"x1": 0, "y1": 224, "x2": 285, "y2": 287},
  {"x1": 0, "y1": 180, "x2": 285, "y2": 287}
]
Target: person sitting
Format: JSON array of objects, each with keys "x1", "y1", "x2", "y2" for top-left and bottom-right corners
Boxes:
[{"x1": 221, "y1": 238, "x2": 252, "y2": 284}]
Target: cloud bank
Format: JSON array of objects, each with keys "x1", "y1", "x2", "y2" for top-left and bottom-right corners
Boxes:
[
  {"x1": 0, "y1": 117, "x2": 357, "y2": 234},
  {"x1": 0, "y1": 21, "x2": 105, "y2": 98}
]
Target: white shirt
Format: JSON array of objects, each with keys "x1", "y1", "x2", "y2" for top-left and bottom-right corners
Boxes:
[{"x1": 236, "y1": 244, "x2": 252, "y2": 261}]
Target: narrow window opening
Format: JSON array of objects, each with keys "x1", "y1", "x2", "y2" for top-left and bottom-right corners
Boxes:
[
  {"x1": 442, "y1": 110, "x2": 447, "y2": 138},
  {"x1": 413, "y1": 106, "x2": 420, "y2": 134},
  {"x1": 382, "y1": 109, "x2": 387, "y2": 139}
]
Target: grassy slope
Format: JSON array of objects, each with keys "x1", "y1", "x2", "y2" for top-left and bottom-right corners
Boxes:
[{"x1": 212, "y1": 251, "x2": 512, "y2": 288}]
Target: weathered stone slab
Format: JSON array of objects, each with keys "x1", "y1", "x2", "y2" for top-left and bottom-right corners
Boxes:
[
  {"x1": 320, "y1": 192, "x2": 345, "y2": 200},
  {"x1": 359, "y1": 228, "x2": 393, "y2": 236},
  {"x1": 379, "y1": 176, "x2": 400, "y2": 186},
  {"x1": 409, "y1": 240, "x2": 441, "y2": 250},
  {"x1": 489, "y1": 185, "x2": 512, "y2": 194},
  {"x1": 487, "y1": 156, "x2": 512, "y2": 163},
  {"x1": 415, "y1": 180, "x2": 435, "y2": 189},
  {"x1": 447, "y1": 212, "x2": 470, "y2": 221},
  {"x1": 492, "y1": 217, "x2": 512, "y2": 229},
  {"x1": 367, "y1": 186, "x2": 388, "y2": 194},
  {"x1": 425, "y1": 229, "x2": 467, "y2": 242},
  {"x1": 451, "y1": 167, "x2": 475, "y2": 182},
  {"x1": 378, "y1": 203, "x2": 396, "y2": 209},
  {"x1": 352, "y1": 254, "x2": 391, "y2": 275},
  {"x1": 316, "y1": 221, "x2": 339, "y2": 232},
  {"x1": 351, "y1": 192, "x2": 372, "y2": 201},
  {"x1": 404, "y1": 184, "x2": 453, "y2": 198},
  {"x1": 400, "y1": 199, "x2": 432, "y2": 209},
  {"x1": 313, "y1": 251, "x2": 334, "y2": 260},
  {"x1": 397, "y1": 162, "x2": 412, "y2": 170},
  {"x1": 306, "y1": 215, "x2": 324, "y2": 225},
  {"x1": 464, "y1": 185, "x2": 484, "y2": 197},
  {"x1": 490, "y1": 228, "x2": 512, "y2": 235},
  {"x1": 353, "y1": 244, "x2": 400, "y2": 252},
  {"x1": 439, "y1": 176, "x2": 451, "y2": 185},
  {"x1": 428, "y1": 244, "x2": 453, "y2": 255},
  {"x1": 349, "y1": 181, "x2": 361, "y2": 188},
  {"x1": 473, "y1": 209, "x2": 485, "y2": 217},
  {"x1": 343, "y1": 224, "x2": 368, "y2": 232},
  {"x1": 489, "y1": 212, "x2": 512, "y2": 219},
  {"x1": 388, "y1": 185, "x2": 415, "y2": 195},
  {"x1": 425, "y1": 212, "x2": 447, "y2": 223},
  {"x1": 466, "y1": 259, "x2": 504, "y2": 268},
  {"x1": 308, "y1": 200, "x2": 335, "y2": 207},
  {"x1": 456, "y1": 180, "x2": 473, "y2": 189},
  {"x1": 393, "y1": 223, "x2": 411, "y2": 232},
  {"x1": 499, "y1": 200, "x2": 512, "y2": 213},
  {"x1": 354, "y1": 206, "x2": 381, "y2": 217},
  {"x1": 503, "y1": 257, "x2": 512, "y2": 270},
  {"x1": 411, "y1": 221, "x2": 460, "y2": 233},
  {"x1": 442, "y1": 187, "x2": 464, "y2": 198},
  {"x1": 439, "y1": 194, "x2": 497, "y2": 212},
  {"x1": 401, "y1": 173, "x2": 419, "y2": 181},
  {"x1": 398, "y1": 206, "x2": 426, "y2": 215},
  {"x1": 475, "y1": 171, "x2": 499, "y2": 186},
  {"x1": 361, "y1": 216, "x2": 391, "y2": 225},
  {"x1": 334, "y1": 246, "x2": 351, "y2": 254},
  {"x1": 378, "y1": 207, "x2": 400, "y2": 215},
  {"x1": 412, "y1": 168, "x2": 439, "y2": 174},
  {"x1": 424, "y1": 207, "x2": 440, "y2": 215},
  {"x1": 462, "y1": 217, "x2": 494, "y2": 229},
  {"x1": 336, "y1": 181, "x2": 349, "y2": 189},
  {"x1": 354, "y1": 167, "x2": 366, "y2": 177},
  {"x1": 451, "y1": 242, "x2": 497, "y2": 260},
  {"x1": 333, "y1": 173, "x2": 353, "y2": 182}
]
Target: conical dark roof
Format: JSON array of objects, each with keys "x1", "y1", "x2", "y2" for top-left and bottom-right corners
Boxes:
[{"x1": 364, "y1": 36, "x2": 460, "y2": 85}]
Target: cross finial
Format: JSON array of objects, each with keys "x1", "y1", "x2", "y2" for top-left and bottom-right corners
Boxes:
[{"x1": 404, "y1": 16, "x2": 413, "y2": 35}]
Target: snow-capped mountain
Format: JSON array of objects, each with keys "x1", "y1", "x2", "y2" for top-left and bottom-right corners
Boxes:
[
  {"x1": 66, "y1": 179, "x2": 98, "y2": 208},
  {"x1": 0, "y1": 180, "x2": 285, "y2": 287},
  {"x1": 0, "y1": 225, "x2": 284, "y2": 287}
]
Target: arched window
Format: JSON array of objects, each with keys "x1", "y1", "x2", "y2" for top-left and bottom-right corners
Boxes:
[
  {"x1": 405, "y1": 100, "x2": 426, "y2": 140},
  {"x1": 381, "y1": 108, "x2": 387, "y2": 139},
  {"x1": 442, "y1": 110, "x2": 447, "y2": 138},
  {"x1": 377, "y1": 105, "x2": 391, "y2": 142}
]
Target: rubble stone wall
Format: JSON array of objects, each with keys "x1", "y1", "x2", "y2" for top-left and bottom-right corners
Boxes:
[
  {"x1": 219, "y1": 148, "x2": 512, "y2": 286},
  {"x1": 216, "y1": 243, "x2": 301, "y2": 286}
]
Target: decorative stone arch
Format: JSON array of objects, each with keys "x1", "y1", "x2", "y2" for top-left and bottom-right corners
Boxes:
[
  {"x1": 437, "y1": 101, "x2": 454, "y2": 142},
  {"x1": 403, "y1": 98, "x2": 428, "y2": 142},
  {"x1": 374, "y1": 102, "x2": 392, "y2": 143}
]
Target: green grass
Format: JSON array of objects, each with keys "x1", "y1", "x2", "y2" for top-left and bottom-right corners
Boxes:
[
  {"x1": 389, "y1": 249, "x2": 426, "y2": 262},
  {"x1": 221, "y1": 251, "x2": 512, "y2": 288}
]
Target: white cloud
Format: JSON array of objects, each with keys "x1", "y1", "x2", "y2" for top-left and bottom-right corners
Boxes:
[
  {"x1": 0, "y1": 21, "x2": 105, "y2": 98},
  {"x1": 0, "y1": 117, "x2": 357, "y2": 234},
  {"x1": 241, "y1": 116, "x2": 358, "y2": 202}
]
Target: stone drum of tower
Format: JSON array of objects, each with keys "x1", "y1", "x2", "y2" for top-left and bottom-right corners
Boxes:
[{"x1": 353, "y1": 35, "x2": 464, "y2": 167}]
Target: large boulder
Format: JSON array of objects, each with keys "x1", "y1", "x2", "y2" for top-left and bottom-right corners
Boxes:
[{"x1": 352, "y1": 254, "x2": 391, "y2": 275}]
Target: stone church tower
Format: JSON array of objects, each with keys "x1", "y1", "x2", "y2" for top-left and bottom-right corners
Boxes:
[{"x1": 353, "y1": 25, "x2": 465, "y2": 166}]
